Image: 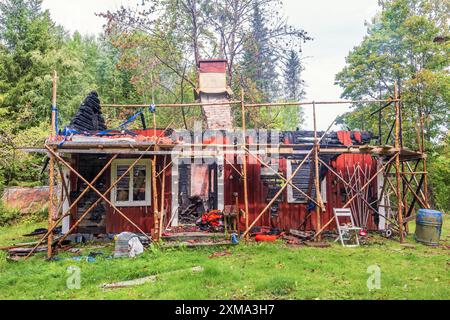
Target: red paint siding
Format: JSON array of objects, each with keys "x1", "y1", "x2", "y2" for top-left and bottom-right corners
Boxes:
[
  {"x1": 227, "y1": 154, "x2": 378, "y2": 233},
  {"x1": 70, "y1": 138, "x2": 379, "y2": 234}
]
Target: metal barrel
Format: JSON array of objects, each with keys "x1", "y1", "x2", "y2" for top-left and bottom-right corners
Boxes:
[{"x1": 415, "y1": 209, "x2": 443, "y2": 246}]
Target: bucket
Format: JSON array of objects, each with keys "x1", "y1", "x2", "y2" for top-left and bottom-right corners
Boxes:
[{"x1": 415, "y1": 209, "x2": 443, "y2": 246}]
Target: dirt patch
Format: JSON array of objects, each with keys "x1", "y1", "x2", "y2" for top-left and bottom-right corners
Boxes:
[{"x1": 209, "y1": 250, "x2": 232, "y2": 259}]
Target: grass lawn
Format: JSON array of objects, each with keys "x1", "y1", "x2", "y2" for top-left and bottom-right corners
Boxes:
[{"x1": 0, "y1": 218, "x2": 448, "y2": 300}]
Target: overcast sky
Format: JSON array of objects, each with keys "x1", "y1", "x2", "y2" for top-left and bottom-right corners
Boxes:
[{"x1": 41, "y1": 0, "x2": 380, "y2": 130}]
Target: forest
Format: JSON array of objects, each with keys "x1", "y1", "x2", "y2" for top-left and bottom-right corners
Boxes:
[{"x1": 0, "y1": 0, "x2": 448, "y2": 213}]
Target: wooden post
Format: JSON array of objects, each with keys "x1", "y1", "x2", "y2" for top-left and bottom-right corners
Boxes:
[
  {"x1": 152, "y1": 147, "x2": 159, "y2": 241},
  {"x1": 420, "y1": 114, "x2": 429, "y2": 205},
  {"x1": 241, "y1": 88, "x2": 250, "y2": 239},
  {"x1": 402, "y1": 161, "x2": 408, "y2": 233},
  {"x1": 159, "y1": 155, "x2": 167, "y2": 239},
  {"x1": 313, "y1": 102, "x2": 322, "y2": 241},
  {"x1": 47, "y1": 151, "x2": 54, "y2": 259},
  {"x1": 378, "y1": 86, "x2": 382, "y2": 145},
  {"x1": 51, "y1": 71, "x2": 57, "y2": 139},
  {"x1": 153, "y1": 113, "x2": 157, "y2": 140},
  {"x1": 394, "y1": 83, "x2": 405, "y2": 243},
  {"x1": 47, "y1": 70, "x2": 57, "y2": 259}
]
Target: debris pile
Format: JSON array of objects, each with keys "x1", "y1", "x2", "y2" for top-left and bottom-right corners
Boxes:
[
  {"x1": 179, "y1": 196, "x2": 205, "y2": 225},
  {"x1": 69, "y1": 91, "x2": 107, "y2": 132},
  {"x1": 198, "y1": 210, "x2": 224, "y2": 232},
  {"x1": 283, "y1": 130, "x2": 373, "y2": 146},
  {"x1": 289, "y1": 229, "x2": 314, "y2": 241}
]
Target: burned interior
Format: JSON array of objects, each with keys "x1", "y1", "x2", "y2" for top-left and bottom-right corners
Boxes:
[{"x1": 177, "y1": 159, "x2": 219, "y2": 225}]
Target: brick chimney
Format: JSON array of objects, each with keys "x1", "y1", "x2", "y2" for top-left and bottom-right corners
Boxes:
[{"x1": 197, "y1": 59, "x2": 233, "y2": 129}]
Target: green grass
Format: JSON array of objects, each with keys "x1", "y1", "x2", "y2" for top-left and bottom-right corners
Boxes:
[{"x1": 0, "y1": 218, "x2": 449, "y2": 300}]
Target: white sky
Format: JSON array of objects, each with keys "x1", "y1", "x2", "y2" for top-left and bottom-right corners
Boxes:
[{"x1": 41, "y1": 0, "x2": 380, "y2": 130}]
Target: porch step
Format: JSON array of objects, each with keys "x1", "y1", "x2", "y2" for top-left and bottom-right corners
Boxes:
[{"x1": 161, "y1": 232, "x2": 227, "y2": 242}]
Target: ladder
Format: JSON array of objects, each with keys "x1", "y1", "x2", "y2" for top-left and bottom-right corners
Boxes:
[{"x1": 334, "y1": 208, "x2": 362, "y2": 247}]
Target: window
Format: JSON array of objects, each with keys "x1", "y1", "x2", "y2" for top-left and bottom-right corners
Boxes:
[
  {"x1": 111, "y1": 159, "x2": 151, "y2": 207},
  {"x1": 286, "y1": 159, "x2": 327, "y2": 204}
]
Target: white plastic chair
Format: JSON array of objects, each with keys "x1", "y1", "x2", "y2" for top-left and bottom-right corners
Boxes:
[{"x1": 333, "y1": 208, "x2": 362, "y2": 247}]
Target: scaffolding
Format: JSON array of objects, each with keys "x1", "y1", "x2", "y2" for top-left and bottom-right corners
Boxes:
[{"x1": 25, "y1": 71, "x2": 430, "y2": 259}]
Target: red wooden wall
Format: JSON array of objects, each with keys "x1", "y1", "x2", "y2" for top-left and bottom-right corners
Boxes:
[{"x1": 69, "y1": 134, "x2": 379, "y2": 235}]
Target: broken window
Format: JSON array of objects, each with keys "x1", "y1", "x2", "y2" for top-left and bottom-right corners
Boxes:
[
  {"x1": 133, "y1": 165, "x2": 147, "y2": 201},
  {"x1": 111, "y1": 159, "x2": 151, "y2": 207},
  {"x1": 116, "y1": 165, "x2": 130, "y2": 202},
  {"x1": 286, "y1": 159, "x2": 327, "y2": 204}
]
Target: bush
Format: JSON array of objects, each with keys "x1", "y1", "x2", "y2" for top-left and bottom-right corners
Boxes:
[
  {"x1": 428, "y1": 135, "x2": 450, "y2": 213},
  {"x1": 0, "y1": 202, "x2": 22, "y2": 226},
  {"x1": 0, "y1": 201, "x2": 47, "y2": 226},
  {"x1": 0, "y1": 122, "x2": 49, "y2": 190}
]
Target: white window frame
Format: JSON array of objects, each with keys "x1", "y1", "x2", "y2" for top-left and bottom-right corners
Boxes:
[
  {"x1": 286, "y1": 159, "x2": 327, "y2": 204},
  {"x1": 111, "y1": 159, "x2": 151, "y2": 207}
]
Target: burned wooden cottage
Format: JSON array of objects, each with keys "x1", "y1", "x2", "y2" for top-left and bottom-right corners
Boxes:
[{"x1": 27, "y1": 60, "x2": 429, "y2": 258}]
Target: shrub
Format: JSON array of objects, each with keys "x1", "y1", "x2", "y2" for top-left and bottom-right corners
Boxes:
[{"x1": 0, "y1": 201, "x2": 47, "y2": 226}]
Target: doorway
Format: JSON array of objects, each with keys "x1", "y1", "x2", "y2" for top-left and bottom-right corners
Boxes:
[{"x1": 171, "y1": 156, "x2": 224, "y2": 226}]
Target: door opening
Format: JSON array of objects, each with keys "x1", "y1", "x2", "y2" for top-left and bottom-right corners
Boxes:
[{"x1": 171, "y1": 157, "x2": 224, "y2": 226}]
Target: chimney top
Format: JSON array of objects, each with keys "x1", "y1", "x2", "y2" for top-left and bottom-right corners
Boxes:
[{"x1": 198, "y1": 59, "x2": 227, "y2": 73}]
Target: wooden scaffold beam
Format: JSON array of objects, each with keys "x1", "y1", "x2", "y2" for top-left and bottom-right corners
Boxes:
[
  {"x1": 47, "y1": 70, "x2": 58, "y2": 259},
  {"x1": 312, "y1": 102, "x2": 324, "y2": 241},
  {"x1": 241, "y1": 117, "x2": 338, "y2": 239},
  {"x1": 241, "y1": 89, "x2": 250, "y2": 239},
  {"x1": 394, "y1": 83, "x2": 405, "y2": 243},
  {"x1": 313, "y1": 153, "x2": 399, "y2": 240},
  {"x1": 45, "y1": 146, "x2": 152, "y2": 239},
  {"x1": 55, "y1": 151, "x2": 155, "y2": 246},
  {"x1": 25, "y1": 154, "x2": 118, "y2": 259}
]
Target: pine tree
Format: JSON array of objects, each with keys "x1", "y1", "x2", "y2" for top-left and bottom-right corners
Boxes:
[
  {"x1": 282, "y1": 49, "x2": 305, "y2": 128},
  {"x1": 0, "y1": 0, "x2": 60, "y2": 128},
  {"x1": 283, "y1": 49, "x2": 305, "y2": 101},
  {"x1": 241, "y1": 1, "x2": 280, "y2": 101}
]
